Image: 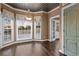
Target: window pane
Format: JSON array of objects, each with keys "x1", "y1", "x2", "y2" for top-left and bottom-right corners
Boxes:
[
  {"x1": 2, "y1": 9, "x2": 14, "y2": 44},
  {"x1": 16, "y1": 14, "x2": 32, "y2": 40},
  {"x1": 34, "y1": 16, "x2": 41, "y2": 39}
]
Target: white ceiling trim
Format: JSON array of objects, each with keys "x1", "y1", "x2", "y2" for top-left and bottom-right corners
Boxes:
[
  {"x1": 48, "y1": 6, "x2": 60, "y2": 13},
  {"x1": 2, "y1": 3, "x2": 60, "y2": 14}
]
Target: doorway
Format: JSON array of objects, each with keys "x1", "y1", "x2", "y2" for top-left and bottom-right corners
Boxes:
[{"x1": 50, "y1": 15, "x2": 60, "y2": 41}]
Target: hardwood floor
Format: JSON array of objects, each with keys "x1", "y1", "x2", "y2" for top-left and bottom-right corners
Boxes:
[{"x1": 0, "y1": 39, "x2": 64, "y2": 56}]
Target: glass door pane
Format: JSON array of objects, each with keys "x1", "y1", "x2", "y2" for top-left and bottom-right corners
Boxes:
[
  {"x1": 50, "y1": 17, "x2": 59, "y2": 41},
  {"x1": 34, "y1": 16, "x2": 41, "y2": 40},
  {"x1": 16, "y1": 14, "x2": 32, "y2": 40},
  {"x1": 2, "y1": 9, "x2": 14, "y2": 44}
]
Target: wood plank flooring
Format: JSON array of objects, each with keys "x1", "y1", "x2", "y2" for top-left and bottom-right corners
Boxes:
[{"x1": 0, "y1": 39, "x2": 64, "y2": 56}]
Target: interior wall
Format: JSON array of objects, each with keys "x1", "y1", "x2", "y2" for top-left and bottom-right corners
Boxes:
[
  {"x1": 48, "y1": 5, "x2": 62, "y2": 51},
  {"x1": 33, "y1": 12, "x2": 48, "y2": 40},
  {"x1": 0, "y1": 3, "x2": 64, "y2": 53},
  {"x1": 1, "y1": 3, "x2": 61, "y2": 42},
  {"x1": 48, "y1": 7, "x2": 60, "y2": 18},
  {"x1": 1, "y1": 3, "x2": 49, "y2": 41},
  {"x1": 41, "y1": 13, "x2": 48, "y2": 40},
  {"x1": 0, "y1": 4, "x2": 1, "y2": 11},
  {"x1": 48, "y1": 6, "x2": 61, "y2": 39}
]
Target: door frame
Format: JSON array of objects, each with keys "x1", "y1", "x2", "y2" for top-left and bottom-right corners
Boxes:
[
  {"x1": 61, "y1": 3, "x2": 77, "y2": 53},
  {"x1": 50, "y1": 15, "x2": 60, "y2": 41}
]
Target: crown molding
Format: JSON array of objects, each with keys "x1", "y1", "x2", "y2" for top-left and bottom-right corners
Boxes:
[
  {"x1": 48, "y1": 6, "x2": 60, "y2": 13},
  {"x1": 2, "y1": 3, "x2": 61, "y2": 15},
  {"x1": 2, "y1": 3, "x2": 48, "y2": 14}
]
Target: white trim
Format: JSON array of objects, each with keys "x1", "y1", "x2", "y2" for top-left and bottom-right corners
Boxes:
[
  {"x1": 60, "y1": 7, "x2": 64, "y2": 52},
  {"x1": 50, "y1": 15, "x2": 60, "y2": 42},
  {"x1": 61, "y1": 3, "x2": 77, "y2": 53},
  {"x1": 34, "y1": 16, "x2": 41, "y2": 40},
  {"x1": 16, "y1": 20, "x2": 33, "y2": 40},
  {"x1": 1, "y1": 9, "x2": 15, "y2": 46},
  {"x1": 2, "y1": 3, "x2": 15, "y2": 11},
  {"x1": 0, "y1": 40, "x2": 33, "y2": 49},
  {"x1": 32, "y1": 11, "x2": 47, "y2": 14},
  {"x1": 63, "y1": 3, "x2": 77, "y2": 10},
  {"x1": 50, "y1": 15, "x2": 60, "y2": 20},
  {"x1": 33, "y1": 39, "x2": 48, "y2": 41},
  {"x1": 48, "y1": 6, "x2": 60, "y2": 13},
  {"x1": 2, "y1": 3, "x2": 60, "y2": 14},
  {"x1": 2, "y1": 4, "x2": 60, "y2": 14},
  {"x1": 59, "y1": 50, "x2": 64, "y2": 54},
  {"x1": 0, "y1": 39, "x2": 48, "y2": 50}
]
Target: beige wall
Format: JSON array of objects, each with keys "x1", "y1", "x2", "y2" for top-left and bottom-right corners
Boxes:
[
  {"x1": 48, "y1": 5, "x2": 63, "y2": 51},
  {"x1": 41, "y1": 13, "x2": 48, "y2": 40},
  {"x1": 48, "y1": 6, "x2": 61, "y2": 39},
  {"x1": 48, "y1": 7, "x2": 60, "y2": 18},
  {"x1": 0, "y1": 4, "x2": 1, "y2": 11},
  {"x1": 1, "y1": 4, "x2": 62, "y2": 41},
  {"x1": 32, "y1": 13, "x2": 48, "y2": 40},
  {"x1": 1, "y1": 3, "x2": 64, "y2": 52}
]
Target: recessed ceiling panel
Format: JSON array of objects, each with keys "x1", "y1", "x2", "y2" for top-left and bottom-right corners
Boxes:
[{"x1": 7, "y1": 3, "x2": 59, "y2": 12}]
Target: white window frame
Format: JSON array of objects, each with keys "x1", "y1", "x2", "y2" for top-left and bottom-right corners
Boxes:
[
  {"x1": 2, "y1": 9, "x2": 14, "y2": 45},
  {"x1": 34, "y1": 16, "x2": 41, "y2": 40},
  {"x1": 16, "y1": 14, "x2": 32, "y2": 41}
]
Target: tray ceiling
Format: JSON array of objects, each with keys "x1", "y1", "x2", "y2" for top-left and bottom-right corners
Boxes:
[{"x1": 7, "y1": 3, "x2": 59, "y2": 12}]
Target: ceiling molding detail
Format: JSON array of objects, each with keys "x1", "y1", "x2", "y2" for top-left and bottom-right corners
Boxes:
[
  {"x1": 2, "y1": 3, "x2": 60, "y2": 14},
  {"x1": 7, "y1": 3, "x2": 59, "y2": 12}
]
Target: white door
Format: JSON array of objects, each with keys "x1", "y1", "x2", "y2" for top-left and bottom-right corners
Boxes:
[{"x1": 50, "y1": 16, "x2": 59, "y2": 41}]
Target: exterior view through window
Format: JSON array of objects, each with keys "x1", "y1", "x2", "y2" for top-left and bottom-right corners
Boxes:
[
  {"x1": 2, "y1": 9, "x2": 14, "y2": 44},
  {"x1": 34, "y1": 16, "x2": 41, "y2": 40},
  {"x1": 16, "y1": 14, "x2": 32, "y2": 40}
]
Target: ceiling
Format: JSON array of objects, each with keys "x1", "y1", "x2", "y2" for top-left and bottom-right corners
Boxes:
[{"x1": 7, "y1": 3, "x2": 59, "y2": 12}]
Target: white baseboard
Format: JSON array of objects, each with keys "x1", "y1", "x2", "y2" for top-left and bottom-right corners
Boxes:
[
  {"x1": 0, "y1": 39, "x2": 48, "y2": 50},
  {"x1": 33, "y1": 39, "x2": 48, "y2": 41},
  {"x1": 0, "y1": 40, "x2": 32, "y2": 50},
  {"x1": 59, "y1": 50, "x2": 64, "y2": 54}
]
